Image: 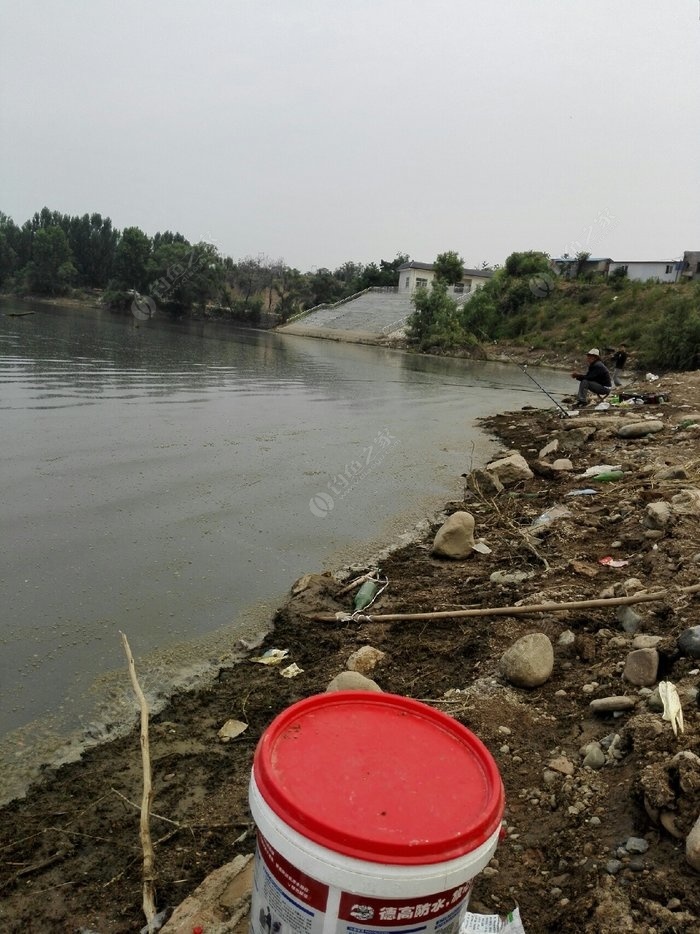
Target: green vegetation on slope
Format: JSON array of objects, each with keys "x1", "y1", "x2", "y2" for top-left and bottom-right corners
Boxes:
[{"x1": 407, "y1": 251, "x2": 700, "y2": 372}]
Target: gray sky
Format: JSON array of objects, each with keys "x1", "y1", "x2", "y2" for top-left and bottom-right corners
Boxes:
[{"x1": 1, "y1": 0, "x2": 698, "y2": 271}]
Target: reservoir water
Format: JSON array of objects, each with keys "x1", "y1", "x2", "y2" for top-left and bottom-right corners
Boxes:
[{"x1": 0, "y1": 299, "x2": 571, "y2": 802}]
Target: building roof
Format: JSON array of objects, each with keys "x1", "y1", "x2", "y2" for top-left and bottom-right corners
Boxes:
[
  {"x1": 398, "y1": 261, "x2": 493, "y2": 277},
  {"x1": 552, "y1": 257, "x2": 612, "y2": 263}
]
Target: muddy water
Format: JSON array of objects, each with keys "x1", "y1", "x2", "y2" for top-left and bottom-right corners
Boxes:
[{"x1": 0, "y1": 300, "x2": 572, "y2": 801}]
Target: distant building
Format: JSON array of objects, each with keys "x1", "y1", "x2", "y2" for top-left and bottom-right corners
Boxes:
[
  {"x1": 551, "y1": 255, "x2": 688, "y2": 283},
  {"x1": 397, "y1": 261, "x2": 493, "y2": 297},
  {"x1": 550, "y1": 256, "x2": 612, "y2": 278},
  {"x1": 606, "y1": 260, "x2": 682, "y2": 283},
  {"x1": 679, "y1": 251, "x2": 700, "y2": 281}
]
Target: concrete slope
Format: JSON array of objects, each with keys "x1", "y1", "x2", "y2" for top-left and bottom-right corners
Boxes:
[{"x1": 279, "y1": 291, "x2": 414, "y2": 342}]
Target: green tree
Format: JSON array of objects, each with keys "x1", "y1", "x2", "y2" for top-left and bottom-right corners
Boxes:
[
  {"x1": 25, "y1": 226, "x2": 76, "y2": 295},
  {"x1": 148, "y1": 241, "x2": 222, "y2": 313},
  {"x1": 274, "y1": 266, "x2": 308, "y2": 321},
  {"x1": 433, "y1": 251, "x2": 464, "y2": 285},
  {"x1": 407, "y1": 280, "x2": 469, "y2": 351},
  {"x1": 111, "y1": 227, "x2": 152, "y2": 293},
  {"x1": 308, "y1": 268, "x2": 344, "y2": 306},
  {"x1": 503, "y1": 251, "x2": 550, "y2": 278}
]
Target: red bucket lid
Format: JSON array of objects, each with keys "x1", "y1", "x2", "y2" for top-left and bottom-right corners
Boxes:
[{"x1": 253, "y1": 692, "x2": 504, "y2": 865}]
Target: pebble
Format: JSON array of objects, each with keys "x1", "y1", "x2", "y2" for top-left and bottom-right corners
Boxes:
[
  {"x1": 589, "y1": 817, "x2": 601, "y2": 826},
  {"x1": 590, "y1": 696, "x2": 636, "y2": 713},
  {"x1": 558, "y1": 630, "x2": 576, "y2": 647},
  {"x1": 554, "y1": 689, "x2": 567, "y2": 697},
  {"x1": 582, "y1": 682, "x2": 599, "y2": 693},
  {"x1": 678, "y1": 625, "x2": 700, "y2": 659},
  {"x1": 625, "y1": 836, "x2": 649, "y2": 854},
  {"x1": 617, "y1": 606, "x2": 643, "y2": 634},
  {"x1": 632, "y1": 634, "x2": 663, "y2": 649},
  {"x1": 498, "y1": 725, "x2": 512, "y2": 734},
  {"x1": 583, "y1": 746, "x2": 606, "y2": 770},
  {"x1": 548, "y1": 756, "x2": 575, "y2": 776},
  {"x1": 623, "y1": 648, "x2": 659, "y2": 687}
]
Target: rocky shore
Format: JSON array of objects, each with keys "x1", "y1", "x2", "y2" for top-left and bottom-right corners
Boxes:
[{"x1": 2, "y1": 370, "x2": 700, "y2": 933}]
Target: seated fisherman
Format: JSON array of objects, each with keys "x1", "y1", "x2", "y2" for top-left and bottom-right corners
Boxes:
[{"x1": 571, "y1": 348, "x2": 612, "y2": 407}]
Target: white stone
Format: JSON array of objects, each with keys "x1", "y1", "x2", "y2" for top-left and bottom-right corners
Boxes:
[
  {"x1": 326, "y1": 671, "x2": 382, "y2": 692},
  {"x1": 539, "y1": 439, "x2": 559, "y2": 459},
  {"x1": 486, "y1": 451, "x2": 534, "y2": 486},
  {"x1": 431, "y1": 511, "x2": 477, "y2": 559},
  {"x1": 617, "y1": 421, "x2": 664, "y2": 438},
  {"x1": 643, "y1": 501, "x2": 672, "y2": 530}
]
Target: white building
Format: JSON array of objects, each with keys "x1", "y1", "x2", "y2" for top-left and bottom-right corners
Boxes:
[
  {"x1": 607, "y1": 260, "x2": 683, "y2": 283},
  {"x1": 397, "y1": 261, "x2": 493, "y2": 297}
]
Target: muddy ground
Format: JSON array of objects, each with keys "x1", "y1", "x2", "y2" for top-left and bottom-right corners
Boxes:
[{"x1": 1, "y1": 369, "x2": 700, "y2": 933}]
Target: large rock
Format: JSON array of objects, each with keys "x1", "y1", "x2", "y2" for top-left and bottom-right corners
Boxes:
[
  {"x1": 326, "y1": 671, "x2": 382, "y2": 692},
  {"x1": 617, "y1": 420, "x2": 664, "y2": 438},
  {"x1": 432, "y1": 511, "x2": 477, "y2": 558},
  {"x1": 161, "y1": 854, "x2": 253, "y2": 933},
  {"x1": 346, "y1": 645, "x2": 386, "y2": 675},
  {"x1": 485, "y1": 452, "x2": 534, "y2": 486},
  {"x1": 499, "y1": 633, "x2": 554, "y2": 688},
  {"x1": 555, "y1": 426, "x2": 597, "y2": 452}
]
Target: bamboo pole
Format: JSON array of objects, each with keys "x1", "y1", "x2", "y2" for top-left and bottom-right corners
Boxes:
[
  {"x1": 120, "y1": 632, "x2": 157, "y2": 929},
  {"x1": 306, "y1": 586, "x2": 700, "y2": 623}
]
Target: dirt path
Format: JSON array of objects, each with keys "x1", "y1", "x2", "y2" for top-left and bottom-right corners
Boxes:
[{"x1": 1, "y1": 370, "x2": 699, "y2": 933}]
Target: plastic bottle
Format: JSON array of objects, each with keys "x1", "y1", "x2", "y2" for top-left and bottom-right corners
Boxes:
[
  {"x1": 591, "y1": 470, "x2": 624, "y2": 482},
  {"x1": 353, "y1": 579, "x2": 380, "y2": 611}
]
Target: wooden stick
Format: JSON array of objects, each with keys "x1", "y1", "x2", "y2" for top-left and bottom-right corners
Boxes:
[
  {"x1": 307, "y1": 589, "x2": 675, "y2": 623},
  {"x1": 120, "y1": 632, "x2": 157, "y2": 929}
]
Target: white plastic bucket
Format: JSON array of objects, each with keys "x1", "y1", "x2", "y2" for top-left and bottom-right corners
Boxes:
[{"x1": 249, "y1": 692, "x2": 504, "y2": 934}]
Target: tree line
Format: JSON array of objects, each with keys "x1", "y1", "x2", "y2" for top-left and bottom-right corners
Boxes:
[{"x1": 0, "y1": 207, "x2": 409, "y2": 320}]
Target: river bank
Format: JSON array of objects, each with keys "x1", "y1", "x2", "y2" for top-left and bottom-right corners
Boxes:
[{"x1": 2, "y1": 367, "x2": 699, "y2": 932}]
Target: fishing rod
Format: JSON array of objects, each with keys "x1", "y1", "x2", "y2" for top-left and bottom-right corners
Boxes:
[
  {"x1": 477, "y1": 332, "x2": 571, "y2": 417},
  {"x1": 516, "y1": 360, "x2": 571, "y2": 417}
]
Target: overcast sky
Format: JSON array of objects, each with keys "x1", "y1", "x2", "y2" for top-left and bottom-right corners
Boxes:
[{"x1": 1, "y1": 0, "x2": 699, "y2": 271}]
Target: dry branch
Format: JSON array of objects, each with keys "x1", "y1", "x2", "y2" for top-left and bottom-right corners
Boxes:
[
  {"x1": 308, "y1": 588, "x2": 686, "y2": 623},
  {"x1": 120, "y1": 631, "x2": 157, "y2": 929}
]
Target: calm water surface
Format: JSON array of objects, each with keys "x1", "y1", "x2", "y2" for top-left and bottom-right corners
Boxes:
[{"x1": 0, "y1": 300, "x2": 571, "y2": 801}]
